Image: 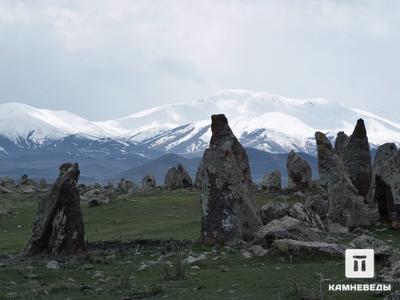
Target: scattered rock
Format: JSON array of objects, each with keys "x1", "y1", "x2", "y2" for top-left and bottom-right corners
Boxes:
[
  {"x1": 260, "y1": 202, "x2": 289, "y2": 225},
  {"x1": 248, "y1": 245, "x2": 269, "y2": 257},
  {"x1": 272, "y1": 239, "x2": 345, "y2": 256},
  {"x1": 315, "y1": 131, "x2": 370, "y2": 228},
  {"x1": 164, "y1": 164, "x2": 193, "y2": 190},
  {"x1": 46, "y1": 260, "x2": 60, "y2": 270},
  {"x1": 350, "y1": 234, "x2": 392, "y2": 258},
  {"x1": 305, "y1": 195, "x2": 328, "y2": 219},
  {"x1": 253, "y1": 216, "x2": 325, "y2": 248},
  {"x1": 259, "y1": 171, "x2": 281, "y2": 191},
  {"x1": 286, "y1": 151, "x2": 312, "y2": 191},
  {"x1": 117, "y1": 179, "x2": 139, "y2": 195},
  {"x1": 198, "y1": 114, "x2": 262, "y2": 244},
  {"x1": 22, "y1": 162, "x2": 86, "y2": 256},
  {"x1": 288, "y1": 202, "x2": 325, "y2": 230}
]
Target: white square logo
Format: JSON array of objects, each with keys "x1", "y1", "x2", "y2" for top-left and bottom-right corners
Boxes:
[{"x1": 345, "y1": 249, "x2": 375, "y2": 278}]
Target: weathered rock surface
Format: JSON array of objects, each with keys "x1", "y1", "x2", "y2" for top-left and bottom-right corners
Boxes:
[
  {"x1": 260, "y1": 202, "x2": 289, "y2": 225},
  {"x1": 23, "y1": 163, "x2": 86, "y2": 256},
  {"x1": 350, "y1": 234, "x2": 392, "y2": 258},
  {"x1": 288, "y1": 202, "x2": 325, "y2": 230},
  {"x1": 286, "y1": 151, "x2": 312, "y2": 191},
  {"x1": 198, "y1": 114, "x2": 261, "y2": 244},
  {"x1": 315, "y1": 131, "x2": 370, "y2": 228},
  {"x1": 142, "y1": 175, "x2": 156, "y2": 192},
  {"x1": 305, "y1": 195, "x2": 329, "y2": 219},
  {"x1": 259, "y1": 171, "x2": 281, "y2": 191},
  {"x1": 334, "y1": 131, "x2": 349, "y2": 160},
  {"x1": 164, "y1": 164, "x2": 193, "y2": 190},
  {"x1": 368, "y1": 143, "x2": 398, "y2": 203},
  {"x1": 82, "y1": 189, "x2": 110, "y2": 207},
  {"x1": 253, "y1": 216, "x2": 325, "y2": 248},
  {"x1": 272, "y1": 239, "x2": 345, "y2": 256},
  {"x1": 367, "y1": 143, "x2": 400, "y2": 226},
  {"x1": 342, "y1": 119, "x2": 372, "y2": 198}
]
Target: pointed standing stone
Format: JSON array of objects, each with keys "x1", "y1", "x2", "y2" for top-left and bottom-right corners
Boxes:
[
  {"x1": 334, "y1": 131, "x2": 349, "y2": 160},
  {"x1": 164, "y1": 164, "x2": 193, "y2": 190},
  {"x1": 342, "y1": 119, "x2": 372, "y2": 198},
  {"x1": 23, "y1": 163, "x2": 86, "y2": 256},
  {"x1": 315, "y1": 132, "x2": 370, "y2": 228},
  {"x1": 198, "y1": 114, "x2": 261, "y2": 244},
  {"x1": 286, "y1": 151, "x2": 312, "y2": 191}
]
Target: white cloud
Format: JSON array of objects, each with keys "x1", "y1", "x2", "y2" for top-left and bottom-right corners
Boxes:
[{"x1": 0, "y1": 0, "x2": 399, "y2": 120}]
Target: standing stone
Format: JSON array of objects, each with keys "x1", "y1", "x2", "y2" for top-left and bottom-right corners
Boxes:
[
  {"x1": 22, "y1": 163, "x2": 86, "y2": 256},
  {"x1": 286, "y1": 151, "x2": 312, "y2": 191},
  {"x1": 334, "y1": 131, "x2": 349, "y2": 160},
  {"x1": 369, "y1": 145, "x2": 400, "y2": 226},
  {"x1": 117, "y1": 178, "x2": 138, "y2": 195},
  {"x1": 260, "y1": 171, "x2": 281, "y2": 191},
  {"x1": 367, "y1": 143, "x2": 398, "y2": 203},
  {"x1": 198, "y1": 114, "x2": 261, "y2": 244},
  {"x1": 193, "y1": 162, "x2": 203, "y2": 190},
  {"x1": 142, "y1": 175, "x2": 156, "y2": 192},
  {"x1": 164, "y1": 164, "x2": 193, "y2": 190},
  {"x1": 315, "y1": 132, "x2": 370, "y2": 228},
  {"x1": 342, "y1": 119, "x2": 372, "y2": 198}
]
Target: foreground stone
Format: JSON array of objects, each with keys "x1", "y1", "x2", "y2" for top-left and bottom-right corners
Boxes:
[
  {"x1": 198, "y1": 114, "x2": 261, "y2": 244},
  {"x1": 164, "y1": 164, "x2": 193, "y2": 190},
  {"x1": 253, "y1": 216, "x2": 325, "y2": 248},
  {"x1": 367, "y1": 143, "x2": 400, "y2": 225},
  {"x1": 342, "y1": 119, "x2": 372, "y2": 198},
  {"x1": 350, "y1": 234, "x2": 392, "y2": 258},
  {"x1": 22, "y1": 162, "x2": 86, "y2": 256},
  {"x1": 315, "y1": 131, "x2": 370, "y2": 228},
  {"x1": 272, "y1": 239, "x2": 345, "y2": 256},
  {"x1": 259, "y1": 202, "x2": 289, "y2": 225},
  {"x1": 259, "y1": 171, "x2": 281, "y2": 191},
  {"x1": 286, "y1": 151, "x2": 312, "y2": 191}
]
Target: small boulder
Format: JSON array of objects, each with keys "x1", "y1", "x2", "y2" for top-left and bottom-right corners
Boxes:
[
  {"x1": 350, "y1": 234, "x2": 392, "y2": 258},
  {"x1": 272, "y1": 239, "x2": 345, "y2": 256},
  {"x1": 259, "y1": 202, "x2": 289, "y2": 225},
  {"x1": 253, "y1": 216, "x2": 325, "y2": 248}
]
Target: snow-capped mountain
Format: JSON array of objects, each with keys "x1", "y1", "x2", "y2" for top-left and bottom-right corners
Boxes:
[{"x1": 1, "y1": 90, "x2": 400, "y2": 158}]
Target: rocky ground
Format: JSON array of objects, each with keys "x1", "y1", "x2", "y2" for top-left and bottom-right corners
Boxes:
[{"x1": 1, "y1": 188, "x2": 400, "y2": 299}]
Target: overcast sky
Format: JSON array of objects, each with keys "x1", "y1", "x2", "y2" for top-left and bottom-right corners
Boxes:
[{"x1": 0, "y1": 0, "x2": 399, "y2": 120}]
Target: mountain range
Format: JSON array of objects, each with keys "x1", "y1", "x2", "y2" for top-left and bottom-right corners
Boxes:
[{"x1": 0, "y1": 89, "x2": 398, "y2": 183}]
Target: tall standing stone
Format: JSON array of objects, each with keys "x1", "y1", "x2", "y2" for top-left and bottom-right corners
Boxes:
[
  {"x1": 286, "y1": 151, "x2": 312, "y2": 191},
  {"x1": 315, "y1": 132, "x2": 370, "y2": 228},
  {"x1": 198, "y1": 114, "x2": 261, "y2": 244},
  {"x1": 334, "y1": 131, "x2": 349, "y2": 160},
  {"x1": 23, "y1": 163, "x2": 86, "y2": 256},
  {"x1": 368, "y1": 144, "x2": 400, "y2": 226},
  {"x1": 342, "y1": 119, "x2": 372, "y2": 198},
  {"x1": 367, "y1": 143, "x2": 398, "y2": 204}
]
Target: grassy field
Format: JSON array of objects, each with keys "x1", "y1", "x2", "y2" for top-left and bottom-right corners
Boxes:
[{"x1": 0, "y1": 190, "x2": 398, "y2": 299}]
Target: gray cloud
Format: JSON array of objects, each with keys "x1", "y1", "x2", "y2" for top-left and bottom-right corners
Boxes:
[{"x1": 0, "y1": 0, "x2": 399, "y2": 120}]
